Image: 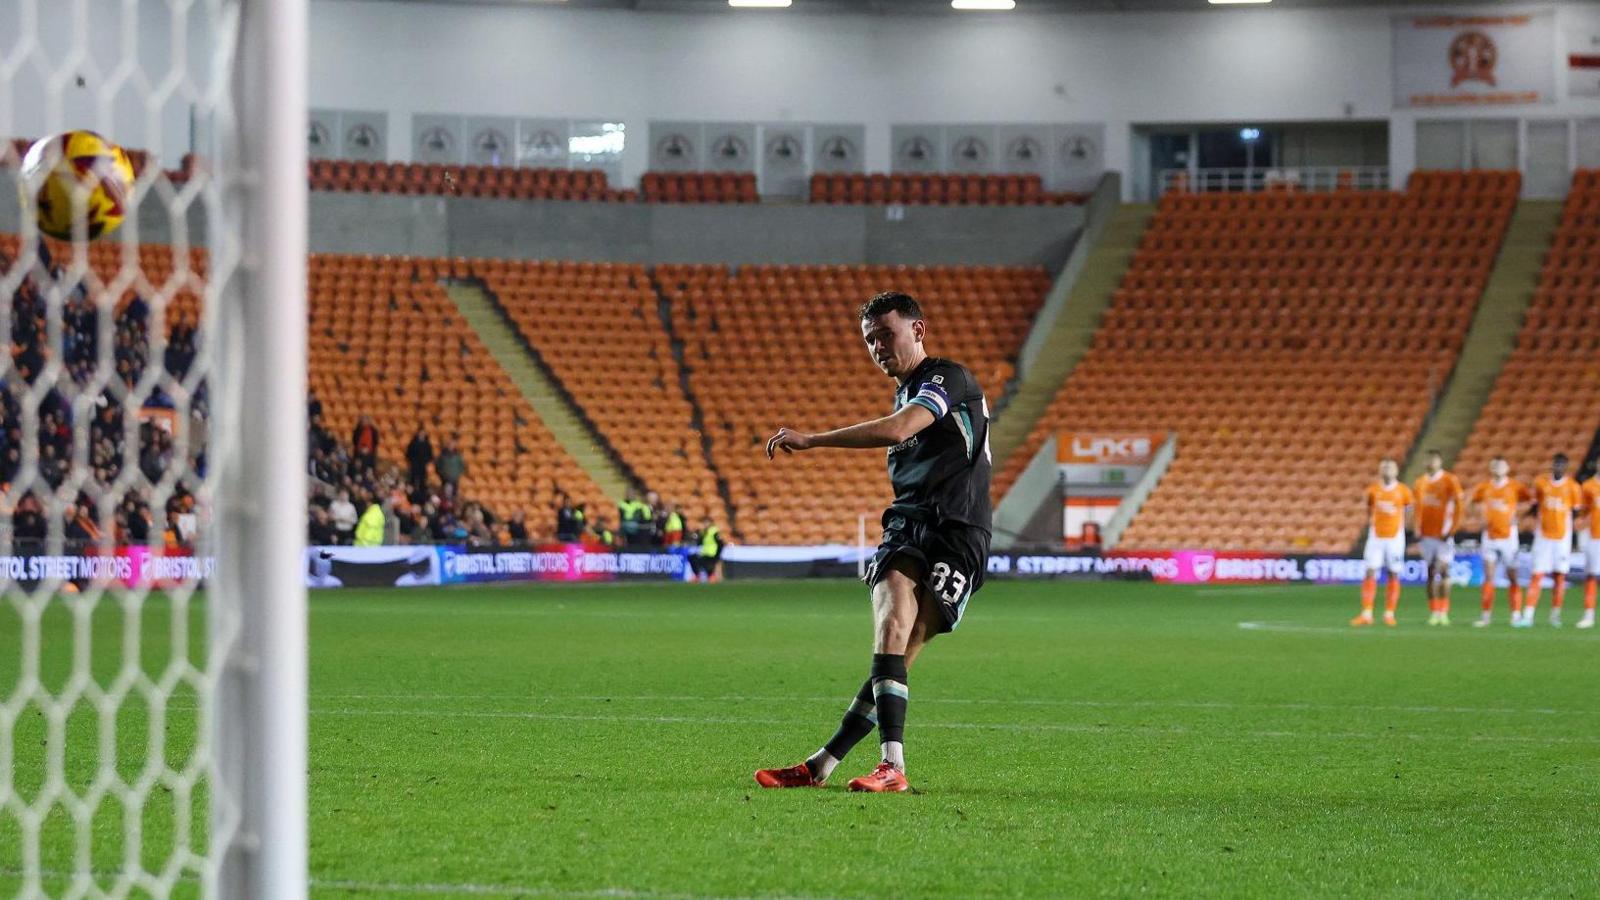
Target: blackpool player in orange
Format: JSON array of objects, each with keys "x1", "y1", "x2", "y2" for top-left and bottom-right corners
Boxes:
[
  {"x1": 1578, "y1": 469, "x2": 1599, "y2": 630},
  {"x1": 1516, "y1": 453, "x2": 1584, "y2": 628},
  {"x1": 1467, "y1": 456, "x2": 1533, "y2": 628},
  {"x1": 1413, "y1": 450, "x2": 1465, "y2": 626},
  {"x1": 1353, "y1": 458, "x2": 1413, "y2": 627}
]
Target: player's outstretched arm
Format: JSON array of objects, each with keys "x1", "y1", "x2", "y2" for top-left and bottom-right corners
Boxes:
[{"x1": 766, "y1": 404, "x2": 935, "y2": 459}]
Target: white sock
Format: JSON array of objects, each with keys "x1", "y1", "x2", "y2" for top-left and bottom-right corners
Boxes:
[
  {"x1": 805, "y1": 749, "x2": 839, "y2": 781},
  {"x1": 881, "y1": 740, "x2": 904, "y2": 770}
]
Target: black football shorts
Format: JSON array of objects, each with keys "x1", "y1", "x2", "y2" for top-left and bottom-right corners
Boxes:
[{"x1": 863, "y1": 509, "x2": 990, "y2": 633}]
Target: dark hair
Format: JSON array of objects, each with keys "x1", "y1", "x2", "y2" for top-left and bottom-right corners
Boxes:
[
  {"x1": 1491, "y1": 455, "x2": 1506, "y2": 463},
  {"x1": 859, "y1": 291, "x2": 922, "y2": 322},
  {"x1": 1553, "y1": 453, "x2": 1569, "y2": 464},
  {"x1": 1426, "y1": 448, "x2": 1443, "y2": 459}
]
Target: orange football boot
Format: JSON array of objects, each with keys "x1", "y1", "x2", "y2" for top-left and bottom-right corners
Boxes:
[
  {"x1": 754, "y1": 762, "x2": 822, "y2": 788},
  {"x1": 847, "y1": 761, "x2": 911, "y2": 793}
]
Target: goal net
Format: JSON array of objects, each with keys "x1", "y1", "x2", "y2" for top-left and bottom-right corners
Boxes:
[{"x1": 0, "y1": 1, "x2": 307, "y2": 897}]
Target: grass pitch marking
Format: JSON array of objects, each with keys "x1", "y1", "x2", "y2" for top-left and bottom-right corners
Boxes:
[{"x1": 309, "y1": 706, "x2": 1600, "y2": 745}]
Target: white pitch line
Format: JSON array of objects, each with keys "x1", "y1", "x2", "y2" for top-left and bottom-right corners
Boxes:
[
  {"x1": 312, "y1": 878, "x2": 823, "y2": 899},
  {"x1": 1237, "y1": 620, "x2": 1600, "y2": 641},
  {"x1": 310, "y1": 706, "x2": 1600, "y2": 746},
  {"x1": 308, "y1": 692, "x2": 1582, "y2": 717},
  {"x1": 0, "y1": 868, "x2": 816, "y2": 900}
]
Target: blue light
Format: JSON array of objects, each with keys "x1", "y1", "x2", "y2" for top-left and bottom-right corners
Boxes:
[{"x1": 1239, "y1": 127, "x2": 1261, "y2": 142}]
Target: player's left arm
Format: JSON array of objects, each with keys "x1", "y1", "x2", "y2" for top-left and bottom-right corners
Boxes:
[{"x1": 766, "y1": 404, "x2": 936, "y2": 458}]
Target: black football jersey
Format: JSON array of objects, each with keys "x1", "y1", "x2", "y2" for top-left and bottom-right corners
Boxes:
[{"x1": 887, "y1": 357, "x2": 992, "y2": 531}]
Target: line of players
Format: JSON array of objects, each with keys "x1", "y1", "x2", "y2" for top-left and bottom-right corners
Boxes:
[{"x1": 1354, "y1": 451, "x2": 1600, "y2": 628}]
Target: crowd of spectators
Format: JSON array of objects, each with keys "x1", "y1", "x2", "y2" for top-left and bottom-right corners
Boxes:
[
  {"x1": 305, "y1": 403, "x2": 724, "y2": 570},
  {"x1": 4, "y1": 243, "x2": 730, "y2": 567},
  {"x1": 2, "y1": 244, "x2": 203, "y2": 550}
]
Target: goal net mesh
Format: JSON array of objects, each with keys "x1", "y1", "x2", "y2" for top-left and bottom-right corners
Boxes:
[{"x1": 0, "y1": 1, "x2": 250, "y2": 894}]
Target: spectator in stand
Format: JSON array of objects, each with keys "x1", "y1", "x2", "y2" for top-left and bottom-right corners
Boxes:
[
  {"x1": 405, "y1": 424, "x2": 433, "y2": 495},
  {"x1": 692, "y1": 516, "x2": 726, "y2": 584},
  {"x1": 307, "y1": 390, "x2": 322, "y2": 422},
  {"x1": 463, "y1": 504, "x2": 496, "y2": 548},
  {"x1": 644, "y1": 491, "x2": 663, "y2": 546},
  {"x1": 663, "y1": 504, "x2": 685, "y2": 548},
  {"x1": 307, "y1": 506, "x2": 337, "y2": 546},
  {"x1": 435, "y1": 435, "x2": 465, "y2": 488},
  {"x1": 617, "y1": 489, "x2": 639, "y2": 545},
  {"x1": 590, "y1": 516, "x2": 616, "y2": 548},
  {"x1": 556, "y1": 493, "x2": 583, "y2": 542},
  {"x1": 351, "y1": 414, "x2": 380, "y2": 474},
  {"x1": 121, "y1": 494, "x2": 152, "y2": 544},
  {"x1": 64, "y1": 500, "x2": 100, "y2": 546},
  {"x1": 507, "y1": 511, "x2": 529, "y2": 545},
  {"x1": 354, "y1": 490, "x2": 385, "y2": 547},
  {"x1": 329, "y1": 488, "x2": 358, "y2": 544},
  {"x1": 13, "y1": 494, "x2": 46, "y2": 544}
]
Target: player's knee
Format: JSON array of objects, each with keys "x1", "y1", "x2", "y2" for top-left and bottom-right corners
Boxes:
[{"x1": 872, "y1": 567, "x2": 921, "y2": 652}]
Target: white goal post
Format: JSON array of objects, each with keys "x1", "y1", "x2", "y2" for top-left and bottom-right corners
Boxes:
[{"x1": 0, "y1": 1, "x2": 308, "y2": 897}]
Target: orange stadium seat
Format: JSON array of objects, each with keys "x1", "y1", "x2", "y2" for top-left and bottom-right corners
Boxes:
[
  {"x1": 639, "y1": 171, "x2": 758, "y2": 204},
  {"x1": 1454, "y1": 169, "x2": 1600, "y2": 490},
  {"x1": 0, "y1": 236, "x2": 622, "y2": 532},
  {"x1": 304, "y1": 253, "x2": 611, "y2": 527},
  {"x1": 304, "y1": 158, "x2": 622, "y2": 201},
  {"x1": 471, "y1": 259, "x2": 727, "y2": 523},
  {"x1": 994, "y1": 171, "x2": 1520, "y2": 554},
  {"x1": 658, "y1": 263, "x2": 1049, "y2": 545},
  {"x1": 808, "y1": 172, "x2": 1086, "y2": 207}
]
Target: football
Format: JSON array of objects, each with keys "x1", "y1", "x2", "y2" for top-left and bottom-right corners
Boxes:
[{"x1": 18, "y1": 130, "x2": 134, "y2": 241}]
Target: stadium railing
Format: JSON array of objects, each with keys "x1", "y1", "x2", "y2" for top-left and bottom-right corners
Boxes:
[{"x1": 1158, "y1": 166, "x2": 1391, "y2": 196}]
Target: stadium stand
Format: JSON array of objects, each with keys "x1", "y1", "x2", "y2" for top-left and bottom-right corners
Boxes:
[
  {"x1": 994, "y1": 171, "x2": 1520, "y2": 553},
  {"x1": 306, "y1": 254, "x2": 612, "y2": 527},
  {"x1": 809, "y1": 172, "x2": 1089, "y2": 206},
  {"x1": 1, "y1": 233, "x2": 206, "y2": 547},
  {"x1": 640, "y1": 171, "x2": 758, "y2": 204},
  {"x1": 659, "y1": 263, "x2": 1050, "y2": 544},
  {"x1": 306, "y1": 159, "x2": 633, "y2": 201},
  {"x1": 473, "y1": 258, "x2": 727, "y2": 522},
  {"x1": 1454, "y1": 169, "x2": 1600, "y2": 485}
]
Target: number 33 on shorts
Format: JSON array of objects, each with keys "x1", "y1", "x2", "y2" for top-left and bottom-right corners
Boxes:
[{"x1": 929, "y1": 561, "x2": 967, "y2": 602}]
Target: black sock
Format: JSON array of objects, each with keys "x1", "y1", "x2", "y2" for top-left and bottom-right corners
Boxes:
[
  {"x1": 870, "y1": 653, "x2": 908, "y2": 764},
  {"x1": 812, "y1": 679, "x2": 876, "y2": 773}
]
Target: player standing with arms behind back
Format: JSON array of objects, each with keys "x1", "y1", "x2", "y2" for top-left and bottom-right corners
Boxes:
[
  {"x1": 1413, "y1": 450, "x2": 1465, "y2": 626},
  {"x1": 1467, "y1": 456, "x2": 1532, "y2": 627},
  {"x1": 1576, "y1": 469, "x2": 1599, "y2": 629},
  {"x1": 1518, "y1": 453, "x2": 1583, "y2": 628},
  {"x1": 1353, "y1": 458, "x2": 1413, "y2": 627},
  {"x1": 755, "y1": 292, "x2": 991, "y2": 793}
]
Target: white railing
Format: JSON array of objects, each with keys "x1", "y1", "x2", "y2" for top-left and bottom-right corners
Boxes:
[{"x1": 1158, "y1": 166, "x2": 1391, "y2": 196}]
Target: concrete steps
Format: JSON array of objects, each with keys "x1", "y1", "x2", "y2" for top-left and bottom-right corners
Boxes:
[
  {"x1": 1402, "y1": 200, "x2": 1563, "y2": 480},
  {"x1": 444, "y1": 281, "x2": 634, "y2": 501},
  {"x1": 991, "y1": 202, "x2": 1154, "y2": 467}
]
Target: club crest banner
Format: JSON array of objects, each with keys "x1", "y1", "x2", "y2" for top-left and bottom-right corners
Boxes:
[{"x1": 1394, "y1": 12, "x2": 1556, "y2": 107}]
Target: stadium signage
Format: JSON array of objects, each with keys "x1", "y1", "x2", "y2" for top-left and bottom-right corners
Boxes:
[
  {"x1": 1393, "y1": 12, "x2": 1555, "y2": 107},
  {"x1": 0, "y1": 548, "x2": 213, "y2": 586},
  {"x1": 1058, "y1": 432, "x2": 1159, "y2": 465},
  {"x1": 982, "y1": 550, "x2": 1521, "y2": 586}
]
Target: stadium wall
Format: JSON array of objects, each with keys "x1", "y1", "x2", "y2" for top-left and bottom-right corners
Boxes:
[
  {"x1": 305, "y1": 1, "x2": 1600, "y2": 194},
  {"x1": 0, "y1": 171, "x2": 1084, "y2": 267},
  {"x1": 305, "y1": 192, "x2": 1087, "y2": 267},
  {"x1": 10, "y1": 3, "x2": 1600, "y2": 199}
]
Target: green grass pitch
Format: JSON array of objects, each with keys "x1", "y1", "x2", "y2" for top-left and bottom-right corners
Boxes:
[{"x1": 4, "y1": 579, "x2": 1599, "y2": 897}]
